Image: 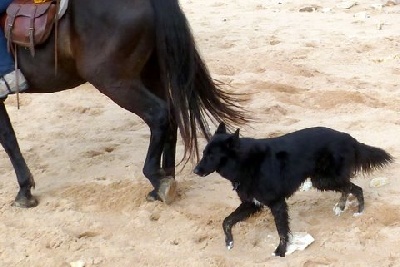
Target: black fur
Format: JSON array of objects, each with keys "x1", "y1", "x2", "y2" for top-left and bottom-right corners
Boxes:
[{"x1": 194, "y1": 123, "x2": 393, "y2": 257}]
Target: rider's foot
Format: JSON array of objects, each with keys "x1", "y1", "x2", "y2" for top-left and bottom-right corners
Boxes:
[{"x1": 0, "y1": 69, "x2": 28, "y2": 98}]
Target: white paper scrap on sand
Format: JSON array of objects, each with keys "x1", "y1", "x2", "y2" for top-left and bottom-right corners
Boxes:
[
  {"x1": 70, "y1": 261, "x2": 85, "y2": 267},
  {"x1": 353, "y1": 11, "x2": 370, "y2": 20},
  {"x1": 336, "y1": 1, "x2": 357, "y2": 9},
  {"x1": 369, "y1": 177, "x2": 389, "y2": 188},
  {"x1": 285, "y1": 232, "x2": 315, "y2": 255}
]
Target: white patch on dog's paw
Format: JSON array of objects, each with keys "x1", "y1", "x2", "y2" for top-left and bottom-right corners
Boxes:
[
  {"x1": 353, "y1": 212, "x2": 363, "y2": 217},
  {"x1": 333, "y1": 203, "x2": 344, "y2": 216},
  {"x1": 227, "y1": 241, "x2": 234, "y2": 250},
  {"x1": 300, "y1": 179, "x2": 313, "y2": 192},
  {"x1": 252, "y1": 198, "x2": 262, "y2": 207}
]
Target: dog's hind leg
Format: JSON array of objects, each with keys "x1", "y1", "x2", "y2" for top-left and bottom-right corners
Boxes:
[
  {"x1": 349, "y1": 182, "x2": 364, "y2": 214},
  {"x1": 333, "y1": 190, "x2": 350, "y2": 216},
  {"x1": 222, "y1": 201, "x2": 262, "y2": 250},
  {"x1": 333, "y1": 183, "x2": 364, "y2": 216},
  {"x1": 269, "y1": 198, "x2": 290, "y2": 257},
  {"x1": 338, "y1": 191, "x2": 348, "y2": 210}
]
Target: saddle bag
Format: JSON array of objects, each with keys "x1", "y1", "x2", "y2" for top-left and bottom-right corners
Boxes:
[{"x1": 5, "y1": 0, "x2": 57, "y2": 56}]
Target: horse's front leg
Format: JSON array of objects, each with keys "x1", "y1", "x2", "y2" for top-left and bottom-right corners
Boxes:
[{"x1": 0, "y1": 101, "x2": 37, "y2": 207}]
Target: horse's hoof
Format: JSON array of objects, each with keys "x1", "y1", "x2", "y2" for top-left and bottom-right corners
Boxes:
[
  {"x1": 146, "y1": 190, "x2": 161, "y2": 202},
  {"x1": 12, "y1": 195, "x2": 38, "y2": 208},
  {"x1": 158, "y1": 177, "x2": 177, "y2": 205}
]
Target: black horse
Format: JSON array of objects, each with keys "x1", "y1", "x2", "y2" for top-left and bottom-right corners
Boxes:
[{"x1": 0, "y1": 0, "x2": 247, "y2": 207}]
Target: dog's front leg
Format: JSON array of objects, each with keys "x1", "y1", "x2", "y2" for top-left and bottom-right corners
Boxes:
[
  {"x1": 222, "y1": 201, "x2": 261, "y2": 249},
  {"x1": 269, "y1": 198, "x2": 290, "y2": 257}
]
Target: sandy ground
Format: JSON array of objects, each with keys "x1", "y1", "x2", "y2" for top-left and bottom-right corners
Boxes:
[{"x1": 1, "y1": 0, "x2": 400, "y2": 266}]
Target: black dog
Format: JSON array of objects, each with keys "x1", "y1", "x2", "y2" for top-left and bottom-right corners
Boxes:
[{"x1": 194, "y1": 122, "x2": 393, "y2": 257}]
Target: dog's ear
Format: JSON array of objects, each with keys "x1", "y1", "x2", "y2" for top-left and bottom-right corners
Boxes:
[
  {"x1": 233, "y1": 129, "x2": 240, "y2": 149},
  {"x1": 215, "y1": 122, "x2": 227, "y2": 134},
  {"x1": 233, "y1": 128, "x2": 240, "y2": 139},
  {"x1": 227, "y1": 128, "x2": 240, "y2": 151}
]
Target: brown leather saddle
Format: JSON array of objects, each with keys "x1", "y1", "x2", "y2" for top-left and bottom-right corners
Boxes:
[{"x1": 0, "y1": 0, "x2": 58, "y2": 57}]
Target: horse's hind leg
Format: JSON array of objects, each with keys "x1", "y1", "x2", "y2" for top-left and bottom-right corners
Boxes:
[
  {"x1": 141, "y1": 52, "x2": 177, "y2": 180},
  {"x1": 97, "y1": 80, "x2": 176, "y2": 204},
  {"x1": 131, "y1": 82, "x2": 176, "y2": 203},
  {"x1": 0, "y1": 101, "x2": 37, "y2": 207},
  {"x1": 162, "y1": 119, "x2": 177, "y2": 178},
  {"x1": 149, "y1": 119, "x2": 177, "y2": 204}
]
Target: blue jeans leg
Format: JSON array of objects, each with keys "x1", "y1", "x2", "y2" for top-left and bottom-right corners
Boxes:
[
  {"x1": 0, "y1": 28, "x2": 14, "y2": 76},
  {"x1": 0, "y1": 0, "x2": 16, "y2": 76},
  {"x1": 0, "y1": 0, "x2": 13, "y2": 12}
]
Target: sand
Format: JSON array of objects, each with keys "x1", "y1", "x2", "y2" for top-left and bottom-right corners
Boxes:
[{"x1": 1, "y1": 0, "x2": 399, "y2": 266}]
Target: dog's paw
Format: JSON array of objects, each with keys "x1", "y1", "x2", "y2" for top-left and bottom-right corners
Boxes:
[
  {"x1": 226, "y1": 241, "x2": 234, "y2": 250},
  {"x1": 333, "y1": 203, "x2": 344, "y2": 216},
  {"x1": 274, "y1": 245, "x2": 286, "y2": 257},
  {"x1": 353, "y1": 212, "x2": 363, "y2": 217}
]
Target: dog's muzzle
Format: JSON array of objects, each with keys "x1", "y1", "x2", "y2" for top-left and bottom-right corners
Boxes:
[{"x1": 193, "y1": 166, "x2": 206, "y2": 177}]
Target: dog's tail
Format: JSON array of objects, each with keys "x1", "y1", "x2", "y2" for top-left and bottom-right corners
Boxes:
[{"x1": 354, "y1": 142, "x2": 393, "y2": 174}]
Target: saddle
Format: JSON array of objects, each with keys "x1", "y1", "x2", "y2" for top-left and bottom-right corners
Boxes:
[{"x1": 1, "y1": 0, "x2": 58, "y2": 57}]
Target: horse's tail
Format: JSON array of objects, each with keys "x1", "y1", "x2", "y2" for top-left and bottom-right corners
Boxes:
[
  {"x1": 354, "y1": 142, "x2": 393, "y2": 174},
  {"x1": 149, "y1": 0, "x2": 248, "y2": 162}
]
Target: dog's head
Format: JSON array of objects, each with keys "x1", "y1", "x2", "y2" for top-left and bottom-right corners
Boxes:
[{"x1": 194, "y1": 122, "x2": 240, "y2": 177}]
